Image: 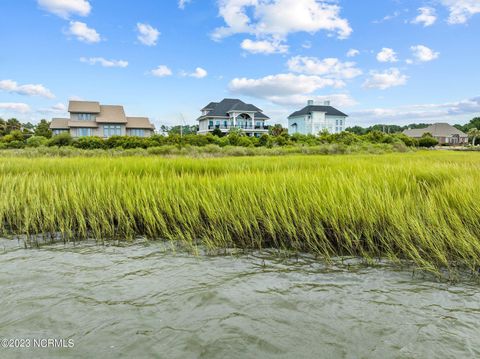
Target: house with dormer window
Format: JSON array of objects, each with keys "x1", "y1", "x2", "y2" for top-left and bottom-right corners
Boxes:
[{"x1": 50, "y1": 101, "x2": 155, "y2": 138}]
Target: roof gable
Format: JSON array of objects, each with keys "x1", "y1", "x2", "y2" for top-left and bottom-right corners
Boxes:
[
  {"x1": 96, "y1": 105, "x2": 127, "y2": 123},
  {"x1": 68, "y1": 101, "x2": 100, "y2": 113}
]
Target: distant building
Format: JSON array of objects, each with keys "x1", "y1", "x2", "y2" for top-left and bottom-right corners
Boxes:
[
  {"x1": 403, "y1": 123, "x2": 468, "y2": 145},
  {"x1": 288, "y1": 100, "x2": 348, "y2": 135},
  {"x1": 197, "y1": 98, "x2": 270, "y2": 137},
  {"x1": 50, "y1": 101, "x2": 155, "y2": 138}
]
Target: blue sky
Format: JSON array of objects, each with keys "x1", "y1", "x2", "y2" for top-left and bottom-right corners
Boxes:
[{"x1": 1, "y1": 0, "x2": 479, "y2": 128}]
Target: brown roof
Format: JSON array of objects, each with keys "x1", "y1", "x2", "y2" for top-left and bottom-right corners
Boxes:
[
  {"x1": 96, "y1": 105, "x2": 127, "y2": 123},
  {"x1": 50, "y1": 118, "x2": 70, "y2": 129},
  {"x1": 126, "y1": 117, "x2": 155, "y2": 129},
  {"x1": 68, "y1": 101, "x2": 100, "y2": 113},
  {"x1": 403, "y1": 123, "x2": 468, "y2": 138},
  {"x1": 68, "y1": 121, "x2": 98, "y2": 128}
]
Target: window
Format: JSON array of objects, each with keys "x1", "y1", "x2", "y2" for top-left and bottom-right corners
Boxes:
[
  {"x1": 339, "y1": 119, "x2": 343, "y2": 126},
  {"x1": 103, "y1": 125, "x2": 122, "y2": 137},
  {"x1": 130, "y1": 129, "x2": 145, "y2": 137},
  {"x1": 77, "y1": 113, "x2": 94, "y2": 121},
  {"x1": 53, "y1": 129, "x2": 68, "y2": 135},
  {"x1": 77, "y1": 128, "x2": 92, "y2": 137}
]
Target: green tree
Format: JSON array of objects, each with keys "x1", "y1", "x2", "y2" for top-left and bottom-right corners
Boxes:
[
  {"x1": 345, "y1": 126, "x2": 367, "y2": 135},
  {"x1": 269, "y1": 124, "x2": 287, "y2": 136},
  {"x1": 0, "y1": 118, "x2": 7, "y2": 136},
  {"x1": 6, "y1": 118, "x2": 21, "y2": 133},
  {"x1": 169, "y1": 125, "x2": 198, "y2": 135},
  {"x1": 34, "y1": 119, "x2": 53, "y2": 138},
  {"x1": 468, "y1": 128, "x2": 480, "y2": 146}
]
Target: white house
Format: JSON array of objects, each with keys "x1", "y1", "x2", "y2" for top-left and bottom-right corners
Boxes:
[
  {"x1": 288, "y1": 100, "x2": 348, "y2": 135},
  {"x1": 197, "y1": 98, "x2": 270, "y2": 137}
]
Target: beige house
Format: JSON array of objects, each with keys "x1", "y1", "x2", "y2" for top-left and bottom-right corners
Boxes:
[
  {"x1": 403, "y1": 123, "x2": 468, "y2": 145},
  {"x1": 50, "y1": 101, "x2": 155, "y2": 138}
]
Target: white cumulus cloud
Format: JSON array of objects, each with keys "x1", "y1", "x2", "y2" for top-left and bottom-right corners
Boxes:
[
  {"x1": 151, "y1": 65, "x2": 173, "y2": 77},
  {"x1": 376, "y1": 48, "x2": 398, "y2": 63},
  {"x1": 441, "y1": 0, "x2": 480, "y2": 24},
  {"x1": 0, "y1": 79, "x2": 55, "y2": 98},
  {"x1": 189, "y1": 67, "x2": 208, "y2": 78},
  {"x1": 0, "y1": 103, "x2": 31, "y2": 113},
  {"x1": 346, "y1": 49, "x2": 359, "y2": 57},
  {"x1": 241, "y1": 38, "x2": 288, "y2": 54},
  {"x1": 229, "y1": 73, "x2": 345, "y2": 106},
  {"x1": 37, "y1": 0, "x2": 91, "y2": 18},
  {"x1": 68, "y1": 21, "x2": 101, "y2": 43},
  {"x1": 80, "y1": 57, "x2": 128, "y2": 68},
  {"x1": 212, "y1": 0, "x2": 352, "y2": 52},
  {"x1": 412, "y1": 7, "x2": 437, "y2": 27},
  {"x1": 37, "y1": 103, "x2": 68, "y2": 115},
  {"x1": 137, "y1": 23, "x2": 160, "y2": 46},
  {"x1": 410, "y1": 45, "x2": 439, "y2": 62},
  {"x1": 363, "y1": 68, "x2": 407, "y2": 90},
  {"x1": 287, "y1": 56, "x2": 362, "y2": 79}
]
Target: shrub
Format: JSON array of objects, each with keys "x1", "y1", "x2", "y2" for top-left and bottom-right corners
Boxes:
[
  {"x1": 73, "y1": 136, "x2": 106, "y2": 150},
  {"x1": 364, "y1": 130, "x2": 387, "y2": 143},
  {"x1": 105, "y1": 136, "x2": 125, "y2": 149},
  {"x1": 8, "y1": 130, "x2": 25, "y2": 142},
  {"x1": 237, "y1": 136, "x2": 253, "y2": 147},
  {"x1": 330, "y1": 132, "x2": 362, "y2": 145},
  {"x1": 258, "y1": 134, "x2": 269, "y2": 147},
  {"x1": 26, "y1": 136, "x2": 49, "y2": 147},
  {"x1": 6, "y1": 140, "x2": 25, "y2": 149},
  {"x1": 48, "y1": 132, "x2": 73, "y2": 147},
  {"x1": 393, "y1": 133, "x2": 418, "y2": 147},
  {"x1": 211, "y1": 127, "x2": 224, "y2": 137},
  {"x1": 418, "y1": 135, "x2": 439, "y2": 148}
]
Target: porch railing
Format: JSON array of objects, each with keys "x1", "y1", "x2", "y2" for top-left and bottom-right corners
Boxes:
[{"x1": 208, "y1": 125, "x2": 269, "y2": 130}]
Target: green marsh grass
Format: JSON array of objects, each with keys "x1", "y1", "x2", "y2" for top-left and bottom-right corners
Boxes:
[{"x1": 0, "y1": 151, "x2": 479, "y2": 273}]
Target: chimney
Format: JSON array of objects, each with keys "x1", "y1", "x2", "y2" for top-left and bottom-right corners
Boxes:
[
  {"x1": 323, "y1": 100, "x2": 330, "y2": 106},
  {"x1": 307, "y1": 100, "x2": 314, "y2": 106}
]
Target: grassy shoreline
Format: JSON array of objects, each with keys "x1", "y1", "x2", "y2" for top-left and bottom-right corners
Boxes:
[
  {"x1": 1, "y1": 151, "x2": 479, "y2": 273},
  {"x1": 0, "y1": 142, "x2": 410, "y2": 158}
]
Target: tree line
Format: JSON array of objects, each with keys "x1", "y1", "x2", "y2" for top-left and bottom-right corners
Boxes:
[{"x1": 0, "y1": 117, "x2": 479, "y2": 150}]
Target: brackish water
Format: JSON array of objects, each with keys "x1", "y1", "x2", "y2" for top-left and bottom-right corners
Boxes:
[{"x1": 1, "y1": 239, "x2": 479, "y2": 359}]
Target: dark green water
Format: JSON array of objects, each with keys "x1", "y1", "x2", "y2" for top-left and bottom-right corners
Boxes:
[{"x1": 1, "y1": 239, "x2": 479, "y2": 359}]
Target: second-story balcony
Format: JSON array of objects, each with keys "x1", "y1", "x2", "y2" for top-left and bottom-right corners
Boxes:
[{"x1": 208, "y1": 124, "x2": 269, "y2": 131}]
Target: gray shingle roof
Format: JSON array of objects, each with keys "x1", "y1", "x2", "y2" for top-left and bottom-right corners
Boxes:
[
  {"x1": 202, "y1": 102, "x2": 218, "y2": 110},
  {"x1": 200, "y1": 98, "x2": 270, "y2": 119},
  {"x1": 403, "y1": 123, "x2": 468, "y2": 138},
  {"x1": 288, "y1": 105, "x2": 348, "y2": 118},
  {"x1": 68, "y1": 101, "x2": 100, "y2": 113}
]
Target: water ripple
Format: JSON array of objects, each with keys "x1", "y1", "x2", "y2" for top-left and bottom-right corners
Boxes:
[{"x1": 0, "y1": 238, "x2": 479, "y2": 359}]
